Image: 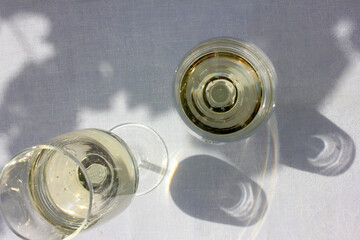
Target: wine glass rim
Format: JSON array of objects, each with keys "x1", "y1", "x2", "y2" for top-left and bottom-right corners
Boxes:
[
  {"x1": 173, "y1": 37, "x2": 277, "y2": 143},
  {"x1": 0, "y1": 144, "x2": 94, "y2": 240}
]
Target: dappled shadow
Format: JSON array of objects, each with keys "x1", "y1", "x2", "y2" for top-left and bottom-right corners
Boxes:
[{"x1": 0, "y1": 0, "x2": 358, "y2": 157}]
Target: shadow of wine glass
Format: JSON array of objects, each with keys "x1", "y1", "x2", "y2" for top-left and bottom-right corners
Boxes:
[
  {"x1": 278, "y1": 107, "x2": 355, "y2": 176},
  {"x1": 169, "y1": 155, "x2": 267, "y2": 226},
  {"x1": 0, "y1": 213, "x2": 4, "y2": 236},
  {"x1": 0, "y1": 162, "x2": 4, "y2": 237}
]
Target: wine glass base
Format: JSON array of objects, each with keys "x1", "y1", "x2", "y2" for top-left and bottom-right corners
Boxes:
[{"x1": 110, "y1": 123, "x2": 168, "y2": 195}]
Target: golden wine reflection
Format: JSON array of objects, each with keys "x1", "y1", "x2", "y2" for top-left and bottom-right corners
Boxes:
[
  {"x1": 165, "y1": 150, "x2": 183, "y2": 198},
  {"x1": 306, "y1": 133, "x2": 355, "y2": 176},
  {"x1": 278, "y1": 107, "x2": 355, "y2": 176}
]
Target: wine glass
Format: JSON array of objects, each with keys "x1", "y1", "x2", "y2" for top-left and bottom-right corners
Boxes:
[
  {"x1": 0, "y1": 123, "x2": 168, "y2": 240},
  {"x1": 174, "y1": 38, "x2": 277, "y2": 142}
]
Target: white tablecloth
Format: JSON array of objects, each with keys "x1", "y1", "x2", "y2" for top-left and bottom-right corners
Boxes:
[{"x1": 0, "y1": 1, "x2": 359, "y2": 239}]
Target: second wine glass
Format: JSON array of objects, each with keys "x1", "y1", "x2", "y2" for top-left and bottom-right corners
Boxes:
[{"x1": 174, "y1": 38, "x2": 277, "y2": 142}]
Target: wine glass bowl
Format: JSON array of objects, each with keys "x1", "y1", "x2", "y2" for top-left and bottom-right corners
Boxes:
[
  {"x1": 174, "y1": 38, "x2": 277, "y2": 142},
  {"x1": 0, "y1": 124, "x2": 168, "y2": 240}
]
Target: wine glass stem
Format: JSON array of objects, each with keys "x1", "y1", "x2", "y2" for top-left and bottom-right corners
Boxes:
[{"x1": 139, "y1": 160, "x2": 163, "y2": 174}]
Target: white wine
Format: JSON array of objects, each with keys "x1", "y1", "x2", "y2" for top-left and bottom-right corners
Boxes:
[
  {"x1": 175, "y1": 38, "x2": 276, "y2": 141},
  {"x1": 28, "y1": 129, "x2": 138, "y2": 233},
  {"x1": 0, "y1": 124, "x2": 167, "y2": 240},
  {"x1": 180, "y1": 52, "x2": 262, "y2": 133}
]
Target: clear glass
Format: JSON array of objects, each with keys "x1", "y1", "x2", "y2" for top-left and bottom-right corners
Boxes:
[
  {"x1": 0, "y1": 124, "x2": 168, "y2": 240},
  {"x1": 174, "y1": 38, "x2": 277, "y2": 142},
  {"x1": 110, "y1": 124, "x2": 168, "y2": 195}
]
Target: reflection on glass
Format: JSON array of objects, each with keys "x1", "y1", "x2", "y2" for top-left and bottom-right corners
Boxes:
[
  {"x1": 169, "y1": 155, "x2": 268, "y2": 227},
  {"x1": 0, "y1": 124, "x2": 168, "y2": 240},
  {"x1": 218, "y1": 177, "x2": 268, "y2": 226},
  {"x1": 307, "y1": 133, "x2": 355, "y2": 175},
  {"x1": 278, "y1": 108, "x2": 355, "y2": 176}
]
